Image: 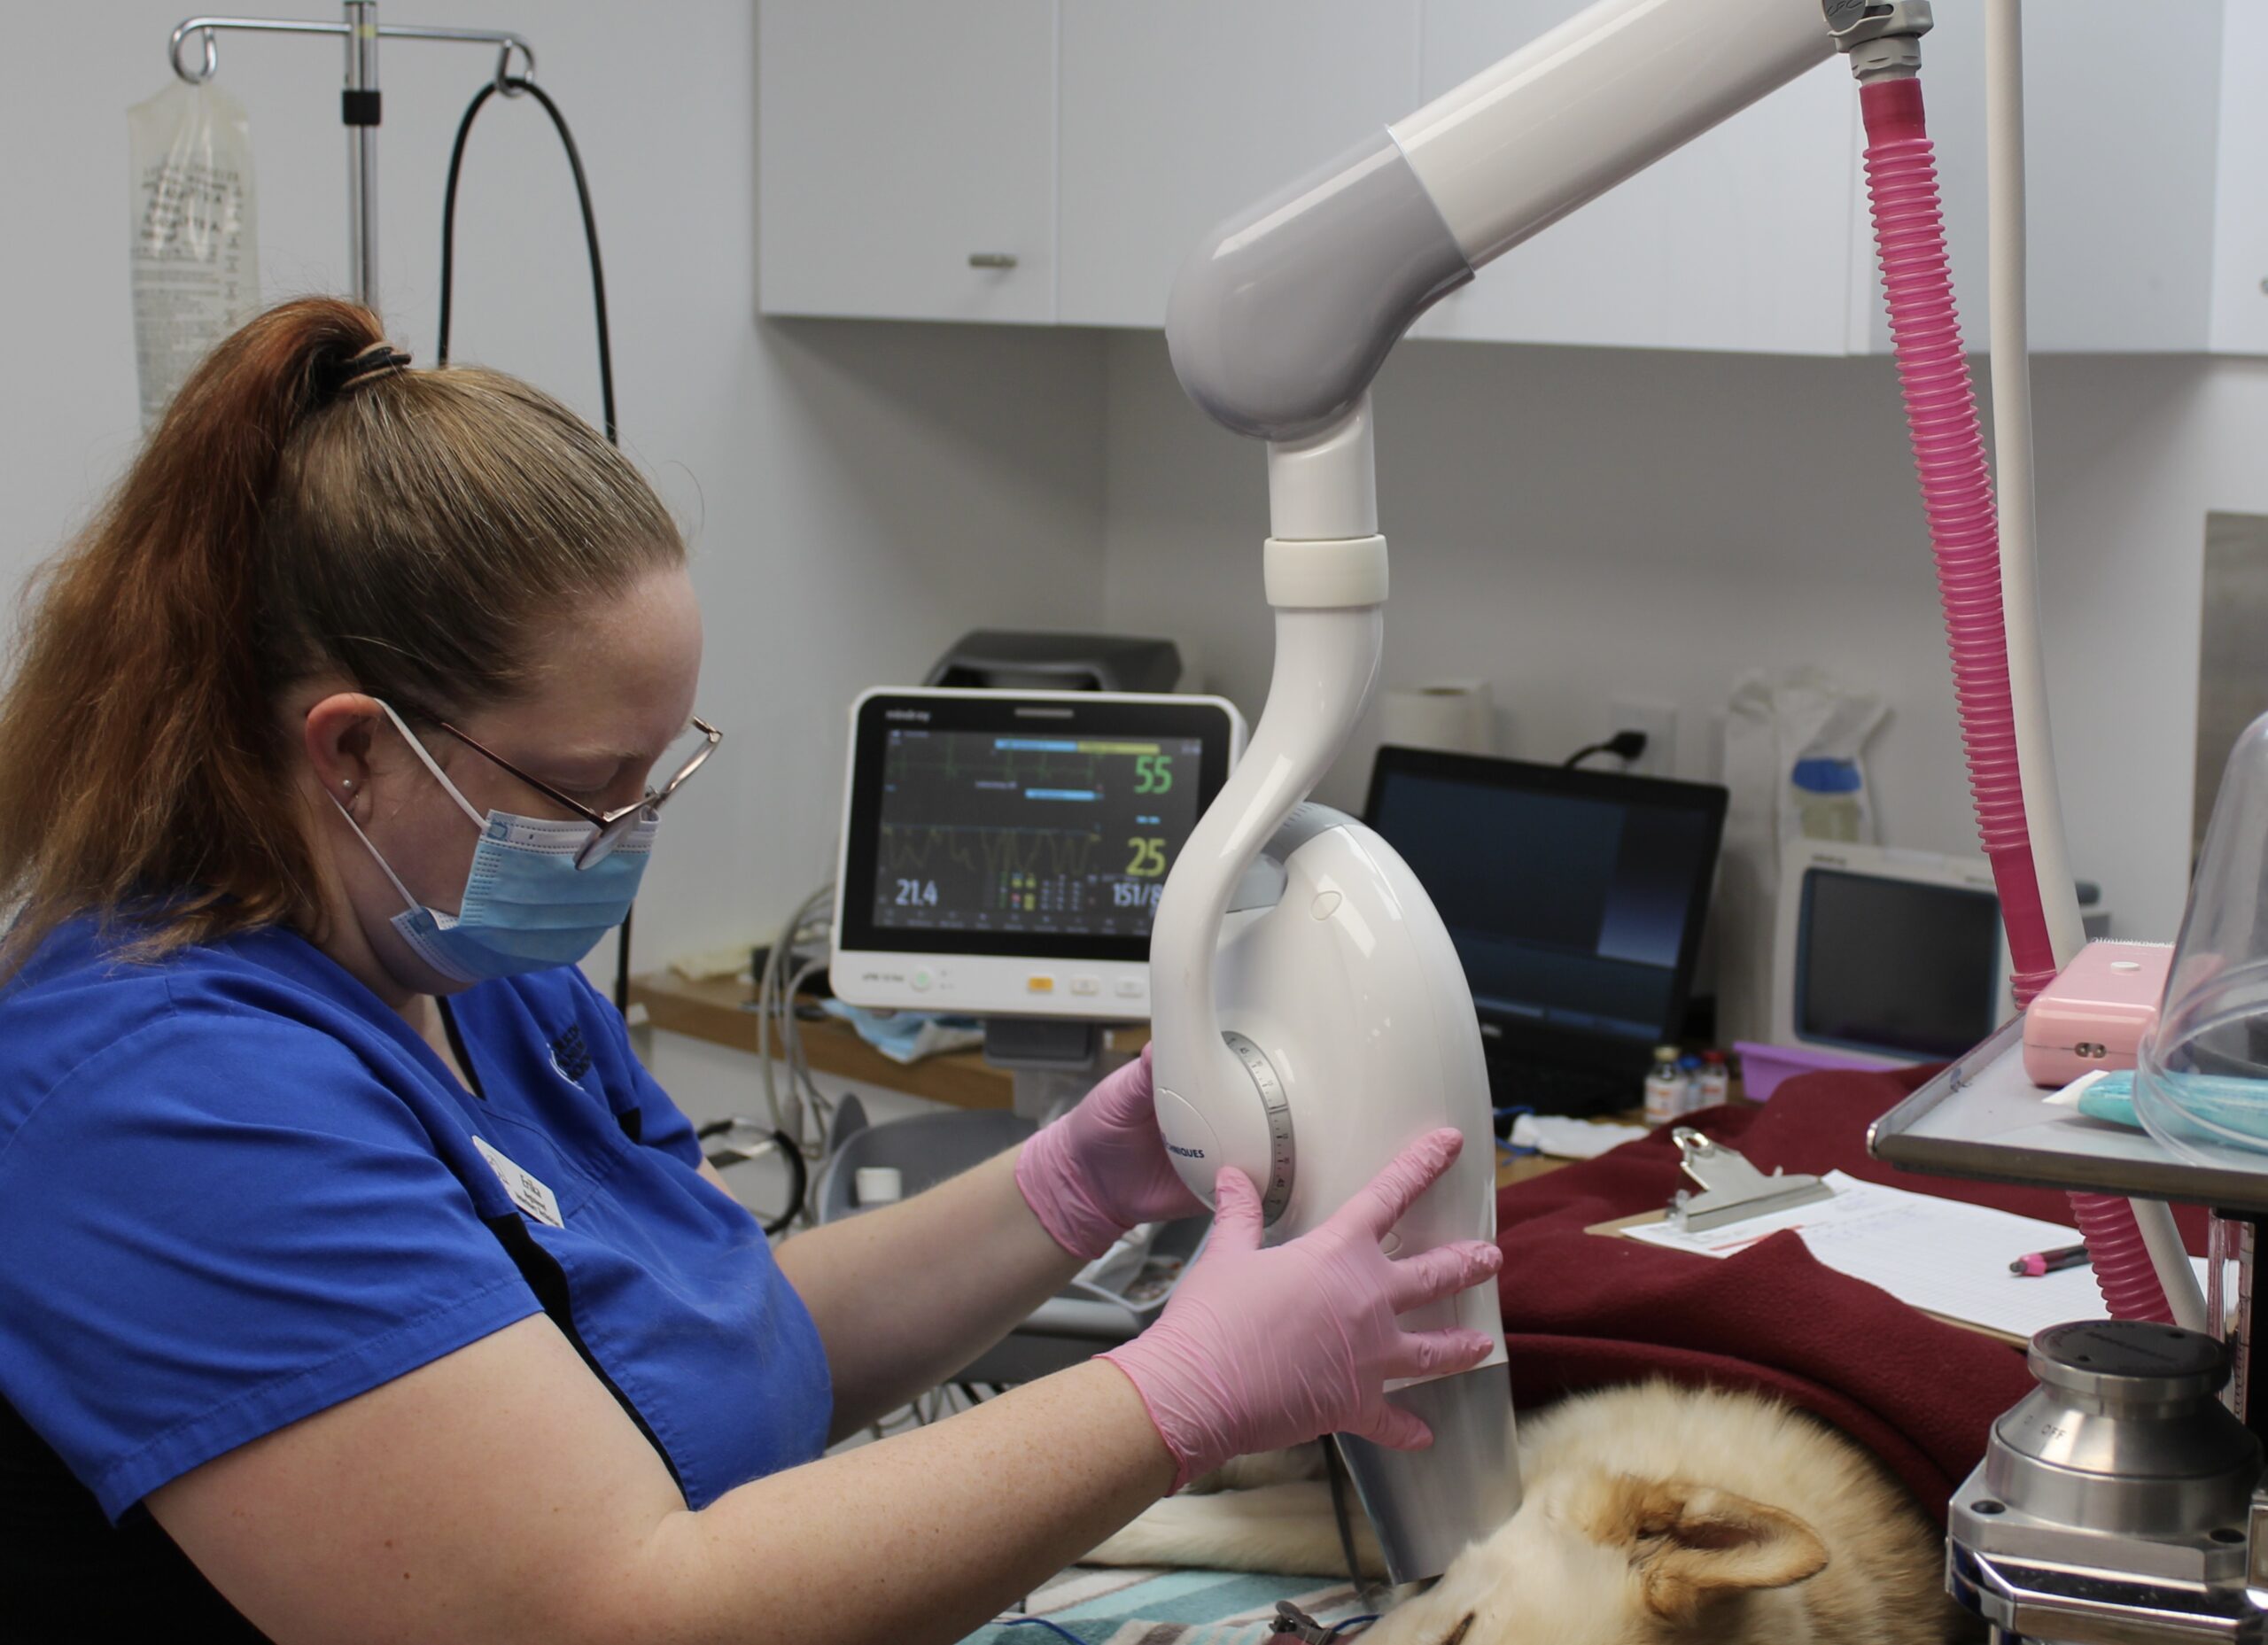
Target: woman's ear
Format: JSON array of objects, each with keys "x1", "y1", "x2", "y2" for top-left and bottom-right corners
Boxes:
[{"x1": 301, "y1": 692, "x2": 385, "y2": 805}]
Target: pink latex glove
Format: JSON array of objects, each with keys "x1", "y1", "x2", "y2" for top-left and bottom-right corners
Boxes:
[
  {"x1": 1099, "y1": 1128, "x2": 1503, "y2": 1489},
  {"x1": 1015, "y1": 1044, "x2": 1206, "y2": 1261}
]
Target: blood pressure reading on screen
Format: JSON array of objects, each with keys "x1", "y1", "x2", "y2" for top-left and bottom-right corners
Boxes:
[{"x1": 872, "y1": 730, "x2": 1206, "y2": 937}]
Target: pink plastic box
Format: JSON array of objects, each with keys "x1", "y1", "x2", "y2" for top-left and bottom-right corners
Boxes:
[{"x1": 2021, "y1": 940, "x2": 2173, "y2": 1088}]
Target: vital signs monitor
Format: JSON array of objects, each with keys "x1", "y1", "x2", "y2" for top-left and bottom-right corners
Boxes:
[{"x1": 831, "y1": 688, "x2": 1244, "y2": 1020}]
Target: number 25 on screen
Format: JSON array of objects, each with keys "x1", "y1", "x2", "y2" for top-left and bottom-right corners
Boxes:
[
  {"x1": 1133, "y1": 754, "x2": 1173, "y2": 794},
  {"x1": 1125, "y1": 837, "x2": 1167, "y2": 877}
]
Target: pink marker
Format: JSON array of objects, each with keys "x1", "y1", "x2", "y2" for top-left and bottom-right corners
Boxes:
[{"x1": 2011, "y1": 1245, "x2": 2089, "y2": 1277}]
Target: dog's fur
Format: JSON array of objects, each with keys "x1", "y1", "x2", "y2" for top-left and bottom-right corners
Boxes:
[{"x1": 1088, "y1": 1382, "x2": 1979, "y2": 1644}]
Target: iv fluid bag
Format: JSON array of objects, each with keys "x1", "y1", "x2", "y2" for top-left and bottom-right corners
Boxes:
[{"x1": 128, "y1": 81, "x2": 260, "y2": 430}]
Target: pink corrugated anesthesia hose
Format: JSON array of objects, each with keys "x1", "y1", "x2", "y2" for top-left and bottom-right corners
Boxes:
[{"x1": 1860, "y1": 74, "x2": 2170, "y2": 1323}]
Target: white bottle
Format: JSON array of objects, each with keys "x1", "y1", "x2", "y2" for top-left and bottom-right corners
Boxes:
[
  {"x1": 1643, "y1": 1045, "x2": 1687, "y2": 1127},
  {"x1": 1695, "y1": 1051, "x2": 1731, "y2": 1110}
]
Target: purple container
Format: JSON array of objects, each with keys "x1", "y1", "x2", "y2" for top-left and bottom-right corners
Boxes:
[{"x1": 1733, "y1": 1040, "x2": 1899, "y2": 1102}]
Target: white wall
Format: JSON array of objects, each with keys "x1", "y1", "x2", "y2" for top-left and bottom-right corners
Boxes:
[
  {"x1": 3, "y1": 4, "x2": 1109, "y2": 1117},
  {"x1": 18, "y1": 3, "x2": 2268, "y2": 1089},
  {"x1": 1101, "y1": 331, "x2": 2268, "y2": 948}
]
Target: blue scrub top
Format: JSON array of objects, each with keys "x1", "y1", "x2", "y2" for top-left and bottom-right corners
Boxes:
[{"x1": 0, "y1": 918, "x2": 832, "y2": 1522}]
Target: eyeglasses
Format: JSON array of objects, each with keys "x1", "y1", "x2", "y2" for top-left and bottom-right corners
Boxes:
[{"x1": 436, "y1": 716, "x2": 723, "y2": 869}]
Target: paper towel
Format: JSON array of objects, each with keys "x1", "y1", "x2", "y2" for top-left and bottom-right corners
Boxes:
[{"x1": 1380, "y1": 681, "x2": 1495, "y2": 756}]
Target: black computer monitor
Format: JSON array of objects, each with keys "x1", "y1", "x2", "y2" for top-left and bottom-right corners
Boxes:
[{"x1": 1363, "y1": 747, "x2": 1728, "y2": 1079}]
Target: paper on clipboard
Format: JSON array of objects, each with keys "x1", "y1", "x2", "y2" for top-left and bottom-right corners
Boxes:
[{"x1": 1614, "y1": 1170, "x2": 2209, "y2": 1344}]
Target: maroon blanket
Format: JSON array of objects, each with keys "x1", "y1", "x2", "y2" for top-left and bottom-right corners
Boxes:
[{"x1": 1492, "y1": 1066, "x2": 2210, "y2": 1521}]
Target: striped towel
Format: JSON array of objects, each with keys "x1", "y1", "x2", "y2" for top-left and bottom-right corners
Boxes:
[{"x1": 959, "y1": 1565, "x2": 1374, "y2": 1644}]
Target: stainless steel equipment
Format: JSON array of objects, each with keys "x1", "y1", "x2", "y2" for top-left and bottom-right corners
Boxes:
[
  {"x1": 1875, "y1": 1049, "x2": 2268, "y2": 1642},
  {"x1": 1949, "y1": 1321, "x2": 2266, "y2": 1642}
]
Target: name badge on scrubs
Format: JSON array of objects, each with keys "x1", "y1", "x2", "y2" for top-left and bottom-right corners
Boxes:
[{"x1": 471, "y1": 1136, "x2": 565, "y2": 1229}]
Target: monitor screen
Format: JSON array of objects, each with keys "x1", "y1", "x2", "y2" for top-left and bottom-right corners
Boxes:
[
  {"x1": 1363, "y1": 751, "x2": 1727, "y2": 1049},
  {"x1": 1797, "y1": 868, "x2": 2000, "y2": 1058},
  {"x1": 869, "y1": 727, "x2": 1206, "y2": 941},
  {"x1": 836, "y1": 691, "x2": 1239, "y2": 964}
]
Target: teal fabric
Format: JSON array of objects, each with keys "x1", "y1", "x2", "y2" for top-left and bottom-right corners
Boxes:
[
  {"x1": 2076, "y1": 1072, "x2": 2140, "y2": 1129},
  {"x1": 2109, "y1": 1066, "x2": 2268, "y2": 1147},
  {"x1": 962, "y1": 1570, "x2": 1372, "y2": 1643}
]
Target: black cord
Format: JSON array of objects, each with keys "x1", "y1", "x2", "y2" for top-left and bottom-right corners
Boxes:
[
  {"x1": 616, "y1": 905, "x2": 634, "y2": 1017},
  {"x1": 696, "y1": 1121, "x2": 807, "y2": 1238},
  {"x1": 438, "y1": 77, "x2": 617, "y2": 439},
  {"x1": 1563, "y1": 729, "x2": 1649, "y2": 769},
  {"x1": 438, "y1": 74, "x2": 633, "y2": 1010}
]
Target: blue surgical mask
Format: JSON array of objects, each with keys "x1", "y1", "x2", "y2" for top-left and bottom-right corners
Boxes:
[{"x1": 334, "y1": 702, "x2": 657, "y2": 985}]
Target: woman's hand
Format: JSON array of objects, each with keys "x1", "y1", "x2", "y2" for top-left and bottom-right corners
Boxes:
[
  {"x1": 1014, "y1": 1044, "x2": 1206, "y2": 1260},
  {"x1": 1099, "y1": 1128, "x2": 1502, "y2": 1487}
]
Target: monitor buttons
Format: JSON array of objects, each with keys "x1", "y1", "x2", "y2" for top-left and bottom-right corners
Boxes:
[
  {"x1": 1070, "y1": 975, "x2": 1101, "y2": 997},
  {"x1": 910, "y1": 967, "x2": 934, "y2": 993},
  {"x1": 1115, "y1": 975, "x2": 1146, "y2": 1000},
  {"x1": 1026, "y1": 974, "x2": 1056, "y2": 996}
]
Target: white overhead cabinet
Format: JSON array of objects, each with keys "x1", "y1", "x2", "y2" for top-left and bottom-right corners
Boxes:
[
  {"x1": 757, "y1": 0, "x2": 1059, "y2": 323},
  {"x1": 1053, "y1": 1, "x2": 1420, "y2": 329},
  {"x1": 1415, "y1": 0, "x2": 2227, "y2": 356},
  {"x1": 1879, "y1": 0, "x2": 2224, "y2": 355},
  {"x1": 1410, "y1": 0, "x2": 1860, "y2": 356},
  {"x1": 2211, "y1": 0, "x2": 2268, "y2": 353},
  {"x1": 757, "y1": 0, "x2": 2241, "y2": 355}
]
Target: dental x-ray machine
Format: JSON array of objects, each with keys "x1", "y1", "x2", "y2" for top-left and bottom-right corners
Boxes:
[{"x1": 1146, "y1": 0, "x2": 2215, "y2": 1618}]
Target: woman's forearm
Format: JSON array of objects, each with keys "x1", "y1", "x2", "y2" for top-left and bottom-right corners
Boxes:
[
  {"x1": 154, "y1": 1315, "x2": 1171, "y2": 1645},
  {"x1": 643, "y1": 1361, "x2": 1172, "y2": 1645},
  {"x1": 774, "y1": 1148, "x2": 1086, "y2": 1434}
]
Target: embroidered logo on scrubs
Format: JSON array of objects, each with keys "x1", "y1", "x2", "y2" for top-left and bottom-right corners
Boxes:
[
  {"x1": 549, "y1": 1023, "x2": 593, "y2": 1087},
  {"x1": 471, "y1": 1136, "x2": 566, "y2": 1228}
]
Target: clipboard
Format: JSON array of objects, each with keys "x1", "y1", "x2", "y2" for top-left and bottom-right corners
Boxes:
[{"x1": 1581, "y1": 1131, "x2": 2109, "y2": 1346}]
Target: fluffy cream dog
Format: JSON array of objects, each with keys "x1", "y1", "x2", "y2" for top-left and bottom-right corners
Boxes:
[{"x1": 1090, "y1": 1382, "x2": 1978, "y2": 1644}]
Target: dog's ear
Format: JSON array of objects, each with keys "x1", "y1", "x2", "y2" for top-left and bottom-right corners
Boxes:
[{"x1": 1604, "y1": 1476, "x2": 1829, "y2": 1627}]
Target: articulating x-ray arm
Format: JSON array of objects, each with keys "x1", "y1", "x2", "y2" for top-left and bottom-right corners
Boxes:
[
  {"x1": 1143, "y1": 0, "x2": 2197, "y2": 1585},
  {"x1": 1149, "y1": 5, "x2": 1906, "y2": 1120},
  {"x1": 1141, "y1": 1, "x2": 1939, "y2": 1584},
  {"x1": 1151, "y1": 0, "x2": 1924, "y2": 1202},
  {"x1": 1143, "y1": 0, "x2": 2196, "y2": 1579}
]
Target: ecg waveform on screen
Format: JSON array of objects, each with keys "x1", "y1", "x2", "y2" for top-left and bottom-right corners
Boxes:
[
  {"x1": 880, "y1": 823, "x2": 1102, "y2": 879},
  {"x1": 873, "y1": 729, "x2": 1193, "y2": 932},
  {"x1": 882, "y1": 740, "x2": 1112, "y2": 791}
]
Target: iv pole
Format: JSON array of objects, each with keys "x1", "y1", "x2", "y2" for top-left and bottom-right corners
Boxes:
[{"x1": 168, "y1": 4, "x2": 537, "y2": 306}]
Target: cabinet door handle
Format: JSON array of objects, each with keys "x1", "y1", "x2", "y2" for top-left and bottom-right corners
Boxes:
[{"x1": 967, "y1": 252, "x2": 1019, "y2": 269}]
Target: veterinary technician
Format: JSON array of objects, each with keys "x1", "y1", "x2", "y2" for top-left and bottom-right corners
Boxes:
[{"x1": 0, "y1": 299, "x2": 1503, "y2": 1643}]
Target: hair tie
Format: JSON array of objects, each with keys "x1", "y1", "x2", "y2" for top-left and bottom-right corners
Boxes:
[{"x1": 320, "y1": 341, "x2": 411, "y2": 401}]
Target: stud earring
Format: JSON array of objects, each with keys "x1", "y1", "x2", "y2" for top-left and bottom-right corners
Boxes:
[{"x1": 341, "y1": 778, "x2": 355, "y2": 791}]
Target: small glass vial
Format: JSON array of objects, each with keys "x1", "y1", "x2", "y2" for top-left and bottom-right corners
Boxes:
[
  {"x1": 1644, "y1": 1045, "x2": 1688, "y2": 1126},
  {"x1": 1694, "y1": 1050, "x2": 1732, "y2": 1111}
]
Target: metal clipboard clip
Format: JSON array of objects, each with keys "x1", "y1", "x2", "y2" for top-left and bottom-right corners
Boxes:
[{"x1": 1667, "y1": 1128, "x2": 1833, "y2": 1232}]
